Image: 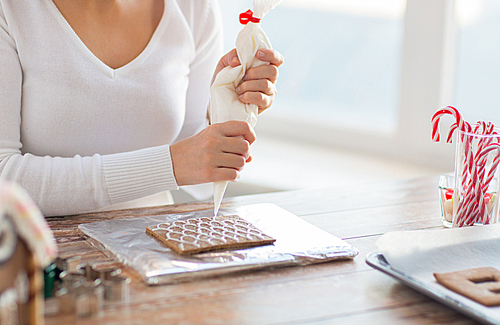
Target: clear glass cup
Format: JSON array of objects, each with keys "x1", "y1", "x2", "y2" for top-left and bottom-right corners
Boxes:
[
  {"x1": 439, "y1": 174, "x2": 499, "y2": 227},
  {"x1": 451, "y1": 128, "x2": 500, "y2": 227},
  {"x1": 438, "y1": 174, "x2": 454, "y2": 228}
]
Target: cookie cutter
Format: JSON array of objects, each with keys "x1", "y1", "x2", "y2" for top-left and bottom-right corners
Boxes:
[
  {"x1": 50, "y1": 257, "x2": 131, "y2": 317},
  {"x1": 102, "y1": 275, "x2": 131, "y2": 302},
  {"x1": 55, "y1": 255, "x2": 83, "y2": 273},
  {"x1": 78, "y1": 264, "x2": 130, "y2": 302},
  {"x1": 57, "y1": 276, "x2": 103, "y2": 318}
]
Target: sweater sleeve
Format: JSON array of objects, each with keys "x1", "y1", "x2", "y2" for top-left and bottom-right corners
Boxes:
[
  {"x1": 170, "y1": 0, "x2": 224, "y2": 201},
  {"x1": 0, "y1": 5, "x2": 178, "y2": 216},
  {"x1": 173, "y1": 0, "x2": 224, "y2": 143}
]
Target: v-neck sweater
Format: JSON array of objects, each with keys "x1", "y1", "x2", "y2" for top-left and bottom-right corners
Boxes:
[{"x1": 0, "y1": 0, "x2": 223, "y2": 216}]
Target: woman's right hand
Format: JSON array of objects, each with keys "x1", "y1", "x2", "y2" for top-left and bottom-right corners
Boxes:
[{"x1": 170, "y1": 121, "x2": 256, "y2": 186}]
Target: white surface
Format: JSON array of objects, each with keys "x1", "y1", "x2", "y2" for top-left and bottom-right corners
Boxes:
[
  {"x1": 377, "y1": 225, "x2": 500, "y2": 277},
  {"x1": 376, "y1": 225, "x2": 500, "y2": 321}
]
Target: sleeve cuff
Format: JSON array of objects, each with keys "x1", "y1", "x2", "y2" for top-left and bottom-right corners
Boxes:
[{"x1": 101, "y1": 145, "x2": 178, "y2": 205}]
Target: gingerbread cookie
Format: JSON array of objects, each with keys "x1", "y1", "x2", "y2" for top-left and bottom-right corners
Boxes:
[
  {"x1": 434, "y1": 267, "x2": 500, "y2": 306},
  {"x1": 146, "y1": 215, "x2": 276, "y2": 255}
]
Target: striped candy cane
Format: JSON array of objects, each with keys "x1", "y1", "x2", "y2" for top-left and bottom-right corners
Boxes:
[
  {"x1": 457, "y1": 143, "x2": 500, "y2": 226},
  {"x1": 431, "y1": 107, "x2": 500, "y2": 227},
  {"x1": 431, "y1": 106, "x2": 465, "y2": 142}
]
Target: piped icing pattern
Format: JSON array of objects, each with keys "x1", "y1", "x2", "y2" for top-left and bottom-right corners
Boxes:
[
  {"x1": 0, "y1": 180, "x2": 57, "y2": 267},
  {"x1": 146, "y1": 215, "x2": 275, "y2": 255}
]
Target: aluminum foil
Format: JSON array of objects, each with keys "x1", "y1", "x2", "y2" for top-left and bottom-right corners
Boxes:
[{"x1": 78, "y1": 203, "x2": 358, "y2": 285}]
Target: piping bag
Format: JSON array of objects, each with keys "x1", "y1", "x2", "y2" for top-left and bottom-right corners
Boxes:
[{"x1": 209, "y1": 0, "x2": 282, "y2": 217}]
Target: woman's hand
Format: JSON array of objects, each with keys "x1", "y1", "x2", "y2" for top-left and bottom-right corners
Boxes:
[
  {"x1": 170, "y1": 121, "x2": 256, "y2": 186},
  {"x1": 213, "y1": 48, "x2": 284, "y2": 114}
]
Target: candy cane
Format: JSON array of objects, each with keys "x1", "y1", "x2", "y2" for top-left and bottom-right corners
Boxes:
[
  {"x1": 484, "y1": 145, "x2": 500, "y2": 189},
  {"x1": 452, "y1": 122, "x2": 474, "y2": 192},
  {"x1": 458, "y1": 143, "x2": 500, "y2": 226},
  {"x1": 443, "y1": 120, "x2": 473, "y2": 191},
  {"x1": 467, "y1": 122, "x2": 497, "y2": 194},
  {"x1": 441, "y1": 118, "x2": 473, "y2": 194},
  {"x1": 462, "y1": 130, "x2": 475, "y2": 190},
  {"x1": 431, "y1": 106, "x2": 465, "y2": 142},
  {"x1": 455, "y1": 166, "x2": 478, "y2": 224},
  {"x1": 478, "y1": 121, "x2": 496, "y2": 140},
  {"x1": 457, "y1": 166, "x2": 485, "y2": 225},
  {"x1": 475, "y1": 121, "x2": 495, "y2": 157},
  {"x1": 456, "y1": 148, "x2": 486, "y2": 225},
  {"x1": 458, "y1": 186, "x2": 483, "y2": 226},
  {"x1": 456, "y1": 168, "x2": 480, "y2": 225},
  {"x1": 447, "y1": 121, "x2": 472, "y2": 143},
  {"x1": 473, "y1": 129, "x2": 500, "y2": 195},
  {"x1": 446, "y1": 123, "x2": 458, "y2": 143},
  {"x1": 456, "y1": 124, "x2": 495, "y2": 218},
  {"x1": 461, "y1": 187, "x2": 487, "y2": 226},
  {"x1": 473, "y1": 121, "x2": 487, "y2": 134},
  {"x1": 431, "y1": 107, "x2": 500, "y2": 227},
  {"x1": 482, "y1": 144, "x2": 500, "y2": 225}
]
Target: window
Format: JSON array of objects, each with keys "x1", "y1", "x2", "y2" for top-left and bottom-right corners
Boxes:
[
  {"x1": 217, "y1": 0, "x2": 479, "y2": 173},
  {"x1": 454, "y1": 0, "x2": 500, "y2": 124},
  {"x1": 219, "y1": 0, "x2": 405, "y2": 132}
]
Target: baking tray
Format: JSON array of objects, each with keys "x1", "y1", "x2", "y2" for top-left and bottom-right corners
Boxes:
[
  {"x1": 366, "y1": 252, "x2": 498, "y2": 324},
  {"x1": 79, "y1": 203, "x2": 358, "y2": 285}
]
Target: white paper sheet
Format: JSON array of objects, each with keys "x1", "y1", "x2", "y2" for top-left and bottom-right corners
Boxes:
[
  {"x1": 377, "y1": 225, "x2": 500, "y2": 279},
  {"x1": 376, "y1": 225, "x2": 500, "y2": 321}
]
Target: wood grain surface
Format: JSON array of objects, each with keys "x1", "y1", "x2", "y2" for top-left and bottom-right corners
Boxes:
[{"x1": 44, "y1": 175, "x2": 480, "y2": 324}]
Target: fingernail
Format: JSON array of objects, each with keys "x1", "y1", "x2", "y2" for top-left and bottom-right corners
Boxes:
[
  {"x1": 257, "y1": 51, "x2": 264, "y2": 58},
  {"x1": 232, "y1": 57, "x2": 240, "y2": 64},
  {"x1": 236, "y1": 86, "x2": 240, "y2": 93},
  {"x1": 234, "y1": 173, "x2": 241, "y2": 182},
  {"x1": 239, "y1": 94, "x2": 243, "y2": 99}
]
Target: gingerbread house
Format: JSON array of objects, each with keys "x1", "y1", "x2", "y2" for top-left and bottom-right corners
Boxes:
[{"x1": 0, "y1": 180, "x2": 58, "y2": 325}]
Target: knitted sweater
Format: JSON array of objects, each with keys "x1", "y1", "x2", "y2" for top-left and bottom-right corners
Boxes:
[{"x1": 0, "y1": 0, "x2": 222, "y2": 216}]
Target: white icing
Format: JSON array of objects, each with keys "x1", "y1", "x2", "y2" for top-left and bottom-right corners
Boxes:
[
  {"x1": 0, "y1": 215, "x2": 17, "y2": 264},
  {"x1": 213, "y1": 181, "x2": 227, "y2": 217},
  {"x1": 157, "y1": 216, "x2": 271, "y2": 251}
]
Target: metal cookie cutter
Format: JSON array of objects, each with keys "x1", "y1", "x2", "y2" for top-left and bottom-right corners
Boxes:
[
  {"x1": 51, "y1": 257, "x2": 131, "y2": 318},
  {"x1": 102, "y1": 274, "x2": 131, "y2": 302},
  {"x1": 77, "y1": 263, "x2": 131, "y2": 304},
  {"x1": 57, "y1": 273, "x2": 103, "y2": 318},
  {"x1": 81, "y1": 266, "x2": 130, "y2": 302},
  {"x1": 55, "y1": 255, "x2": 83, "y2": 273}
]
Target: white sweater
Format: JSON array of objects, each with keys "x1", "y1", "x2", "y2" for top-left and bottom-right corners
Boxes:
[{"x1": 0, "y1": 0, "x2": 223, "y2": 216}]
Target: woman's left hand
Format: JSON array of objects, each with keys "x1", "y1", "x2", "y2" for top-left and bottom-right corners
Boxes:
[{"x1": 213, "y1": 48, "x2": 284, "y2": 114}]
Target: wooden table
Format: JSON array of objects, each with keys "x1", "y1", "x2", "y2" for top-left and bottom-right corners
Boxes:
[{"x1": 45, "y1": 175, "x2": 480, "y2": 324}]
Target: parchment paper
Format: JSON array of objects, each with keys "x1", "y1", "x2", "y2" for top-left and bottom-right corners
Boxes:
[
  {"x1": 79, "y1": 203, "x2": 358, "y2": 285},
  {"x1": 376, "y1": 225, "x2": 500, "y2": 321}
]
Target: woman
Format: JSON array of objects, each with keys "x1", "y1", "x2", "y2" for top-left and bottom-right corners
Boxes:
[{"x1": 0, "y1": 0, "x2": 283, "y2": 216}]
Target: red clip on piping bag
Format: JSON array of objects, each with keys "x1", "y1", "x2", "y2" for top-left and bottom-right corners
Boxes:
[{"x1": 239, "y1": 10, "x2": 261, "y2": 25}]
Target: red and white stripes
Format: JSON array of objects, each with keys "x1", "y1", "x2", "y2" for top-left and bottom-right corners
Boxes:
[{"x1": 431, "y1": 106, "x2": 500, "y2": 226}]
